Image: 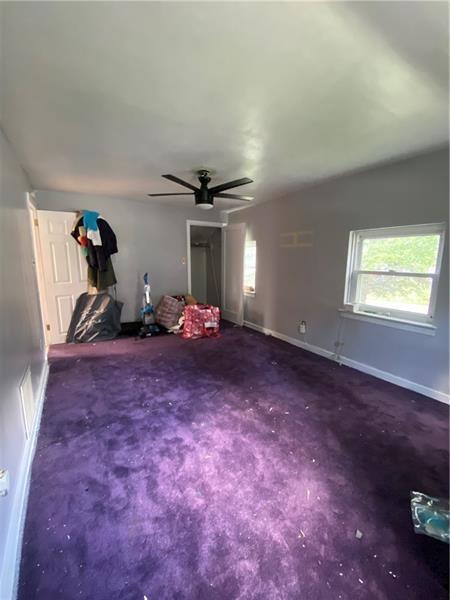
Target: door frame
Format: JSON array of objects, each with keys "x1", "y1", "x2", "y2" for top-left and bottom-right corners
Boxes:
[
  {"x1": 27, "y1": 193, "x2": 50, "y2": 348},
  {"x1": 186, "y1": 220, "x2": 225, "y2": 298}
]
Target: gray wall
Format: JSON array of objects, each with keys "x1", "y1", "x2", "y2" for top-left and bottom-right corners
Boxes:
[
  {"x1": 0, "y1": 128, "x2": 46, "y2": 587},
  {"x1": 36, "y1": 191, "x2": 225, "y2": 322},
  {"x1": 230, "y1": 149, "x2": 449, "y2": 396}
]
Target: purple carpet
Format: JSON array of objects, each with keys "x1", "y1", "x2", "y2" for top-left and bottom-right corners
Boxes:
[{"x1": 19, "y1": 324, "x2": 449, "y2": 599}]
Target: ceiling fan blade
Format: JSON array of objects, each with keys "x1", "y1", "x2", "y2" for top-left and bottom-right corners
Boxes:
[
  {"x1": 215, "y1": 192, "x2": 254, "y2": 201},
  {"x1": 209, "y1": 177, "x2": 253, "y2": 195},
  {"x1": 148, "y1": 192, "x2": 194, "y2": 197},
  {"x1": 162, "y1": 174, "x2": 199, "y2": 191}
]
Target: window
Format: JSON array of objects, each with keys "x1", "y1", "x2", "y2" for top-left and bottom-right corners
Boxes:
[
  {"x1": 344, "y1": 224, "x2": 445, "y2": 325},
  {"x1": 243, "y1": 240, "x2": 256, "y2": 295}
]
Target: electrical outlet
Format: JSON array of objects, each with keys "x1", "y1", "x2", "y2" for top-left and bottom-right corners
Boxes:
[
  {"x1": 298, "y1": 320, "x2": 307, "y2": 335},
  {"x1": 0, "y1": 469, "x2": 9, "y2": 497}
]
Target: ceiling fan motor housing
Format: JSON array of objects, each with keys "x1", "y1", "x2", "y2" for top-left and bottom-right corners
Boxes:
[{"x1": 196, "y1": 170, "x2": 214, "y2": 209}]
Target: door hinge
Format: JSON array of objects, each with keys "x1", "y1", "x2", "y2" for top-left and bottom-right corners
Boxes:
[
  {"x1": 34, "y1": 218, "x2": 39, "y2": 226},
  {"x1": 46, "y1": 324, "x2": 51, "y2": 331}
]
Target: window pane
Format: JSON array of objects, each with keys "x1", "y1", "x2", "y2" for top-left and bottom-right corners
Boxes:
[
  {"x1": 360, "y1": 235, "x2": 440, "y2": 273},
  {"x1": 244, "y1": 241, "x2": 256, "y2": 292},
  {"x1": 356, "y1": 274, "x2": 432, "y2": 314}
]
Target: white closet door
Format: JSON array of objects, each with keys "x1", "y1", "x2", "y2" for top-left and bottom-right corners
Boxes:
[
  {"x1": 221, "y1": 223, "x2": 245, "y2": 325},
  {"x1": 38, "y1": 210, "x2": 87, "y2": 344}
]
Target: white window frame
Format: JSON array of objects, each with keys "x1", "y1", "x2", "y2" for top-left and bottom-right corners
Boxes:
[
  {"x1": 344, "y1": 223, "x2": 446, "y2": 326},
  {"x1": 243, "y1": 240, "x2": 257, "y2": 296}
]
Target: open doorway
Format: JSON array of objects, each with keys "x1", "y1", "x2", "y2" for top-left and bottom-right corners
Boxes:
[{"x1": 187, "y1": 222, "x2": 223, "y2": 307}]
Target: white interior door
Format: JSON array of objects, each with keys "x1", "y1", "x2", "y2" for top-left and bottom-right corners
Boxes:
[
  {"x1": 222, "y1": 222, "x2": 245, "y2": 325},
  {"x1": 37, "y1": 210, "x2": 87, "y2": 344}
]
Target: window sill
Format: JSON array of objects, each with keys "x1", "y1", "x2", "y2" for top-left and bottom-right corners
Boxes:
[
  {"x1": 244, "y1": 291, "x2": 256, "y2": 298},
  {"x1": 338, "y1": 308, "x2": 436, "y2": 336}
]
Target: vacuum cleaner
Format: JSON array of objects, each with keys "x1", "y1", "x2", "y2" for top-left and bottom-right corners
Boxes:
[{"x1": 139, "y1": 273, "x2": 160, "y2": 338}]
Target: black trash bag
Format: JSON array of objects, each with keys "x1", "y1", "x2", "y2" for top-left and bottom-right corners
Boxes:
[{"x1": 66, "y1": 292, "x2": 123, "y2": 343}]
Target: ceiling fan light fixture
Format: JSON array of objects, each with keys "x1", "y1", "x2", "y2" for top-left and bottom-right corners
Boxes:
[{"x1": 196, "y1": 202, "x2": 214, "y2": 210}]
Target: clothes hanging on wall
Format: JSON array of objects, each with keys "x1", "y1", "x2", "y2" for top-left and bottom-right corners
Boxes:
[
  {"x1": 73, "y1": 221, "x2": 89, "y2": 256},
  {"x1": 71, "y1": 212, "x2": 118, "y2": 291},
  {"x1": 82, "y1": 218, "x2": 118, "y2": 271},
  {"x1": 87, "y1": 257, "x2": 117, "y2": 290},
  {"x1": 79, "y1": 210, "x2": 102, "y2": 246},
  {"x1": 82, "y1": 210, "x2": 100, "y2": 233}
]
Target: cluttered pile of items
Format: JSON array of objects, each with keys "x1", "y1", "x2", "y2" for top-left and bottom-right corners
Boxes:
[
  {"x1": 139, "y1": 273, "x2": 220, "y2": 340},
  {"x1": 66, "y1": 209, "x2": 220, "y2": 344}
]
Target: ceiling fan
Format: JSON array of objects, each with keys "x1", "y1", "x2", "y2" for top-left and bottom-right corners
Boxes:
[{"x1": 148, "y1": 170, "x2": 254, "y2": 210}]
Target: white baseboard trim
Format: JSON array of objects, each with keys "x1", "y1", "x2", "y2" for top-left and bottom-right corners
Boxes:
[
  {"x1": 243, "y1": 320, "x2": 449, "y2": 405},
  {"x1": 222, "y1": 313, "x2": 243, "y2": 326},
  {"x1": 244, "y1": 320, "x2": 334, "y2": 359},
  {"x1": 0, "y1": 360, "x2": 49, "y2": 600},
  {"x1": 338, "y1": 355, "x2": 449, "y2": 405}
]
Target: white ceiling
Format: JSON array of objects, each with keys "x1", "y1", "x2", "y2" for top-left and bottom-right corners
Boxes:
[{"x1": 0, "y1": 1, "x2": 448, "y2": 210}]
